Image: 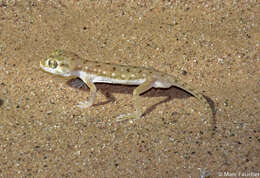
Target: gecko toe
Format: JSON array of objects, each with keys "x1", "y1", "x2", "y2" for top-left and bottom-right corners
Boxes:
[
  {"x1": 77, "y1": 101, "x2": 92, "y2": 108},
  {"x1": 116, "y1": 113, "x2": 142, "y2": 122}
]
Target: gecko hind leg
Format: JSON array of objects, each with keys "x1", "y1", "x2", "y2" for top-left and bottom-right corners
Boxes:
[
  {"x1": 133, "y1": 78, "x2": 155, "y2": 118},
  {"x1": 115, "y1": 78, "x2": 155, "y2": 122}
]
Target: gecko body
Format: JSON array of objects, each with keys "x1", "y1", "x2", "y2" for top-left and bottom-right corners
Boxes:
[{"x1": 40, "y1": 49, "x2": 212, "y2": 121}]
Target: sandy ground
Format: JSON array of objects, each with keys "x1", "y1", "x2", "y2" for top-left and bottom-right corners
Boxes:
[{"x1": 0, "y1": 0, "x2": 259, "y2": 177}]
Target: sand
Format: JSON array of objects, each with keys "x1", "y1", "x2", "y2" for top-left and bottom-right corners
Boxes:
[{"x1": 0, "y1": 0, "x2": 259, "y2": 177}]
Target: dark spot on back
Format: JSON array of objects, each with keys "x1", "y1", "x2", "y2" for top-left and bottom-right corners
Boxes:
[
  {"x1": 181, "y1": 70, "x2": 188, "y2": 75},
  {"x1": 112, "y1": 67, "x2": 116, "y2": 71},
  {"x1": 138, "y1": 70, "x2": 142, "y2": 73},
  {"x1": 96, "y1": 64, "x2": 101, "y2": 67},
  {"x1": 60, "y1": 63, "x2": 69, "y2": 67},
  {"x1": 126, "y1": 68, "x2": 130, "y2": 72}
]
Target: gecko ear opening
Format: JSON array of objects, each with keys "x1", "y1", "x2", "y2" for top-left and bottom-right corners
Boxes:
[{"x1": 48, "y1": 59, "x2": 58, "y2": 69}]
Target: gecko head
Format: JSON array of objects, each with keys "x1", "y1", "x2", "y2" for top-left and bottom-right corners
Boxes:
[{"x1": 40, "y1": 49, "x2": 81, "y2": 77}]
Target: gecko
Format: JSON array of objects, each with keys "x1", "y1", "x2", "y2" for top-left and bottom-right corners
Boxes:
[{"x1": 40, "y1": 49, "x2": 213, "y2": 123}]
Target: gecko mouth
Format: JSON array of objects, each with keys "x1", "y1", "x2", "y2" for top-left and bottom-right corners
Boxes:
[
  {"x1": 40, "y1": 60, "x2": 58, "y2": 74},
  {"x1": 40, "y1": 61, "x2": 72, "y2": 77},
  {"x1": 40, "y1": 60, "x2": 45, "y2": 67}
]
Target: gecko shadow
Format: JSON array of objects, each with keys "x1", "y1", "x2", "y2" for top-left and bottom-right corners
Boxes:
[
  {"x1": 67, "y1": 78, "x2": 190, "y2": 110},
  {"x1": 0, "y1": 99, "x2": 3, "y2": 107},
  {"x1": 202, "y1": 95, "x2": 217, "y2": 132},
  {"x1": 66, "y1": 78, "x2": 216, "y2": 122}
]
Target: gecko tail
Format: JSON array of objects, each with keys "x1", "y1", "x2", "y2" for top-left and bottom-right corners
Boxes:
[{"x1": 169, "y1": 77, "x2": 215, "y2": 136}]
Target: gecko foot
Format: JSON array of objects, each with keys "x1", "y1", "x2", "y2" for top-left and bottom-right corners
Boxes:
[
  {"x1": 77, "y1": 101, "x2": 93, "y2": 108},
  {"x1": 116, "y1": 112, "x2": 142, "y2": 122}
]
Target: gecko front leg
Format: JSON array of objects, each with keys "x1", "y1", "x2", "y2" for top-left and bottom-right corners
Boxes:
[
  {"x1": 133, "y1": 78, "x2": 155, "y2": 118},
  {"x1": 77, "y1": 77, "x2": 97, "y2": 108}
]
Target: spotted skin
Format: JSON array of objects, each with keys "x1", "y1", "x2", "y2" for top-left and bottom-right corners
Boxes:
[{"x1": 40, "y1": 49, "x2": 213, "y2": 126}]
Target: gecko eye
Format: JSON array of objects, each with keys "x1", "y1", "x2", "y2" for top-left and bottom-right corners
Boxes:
[{"x1": 48, "y1": 59, "x2": 58, "y2": 69}]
